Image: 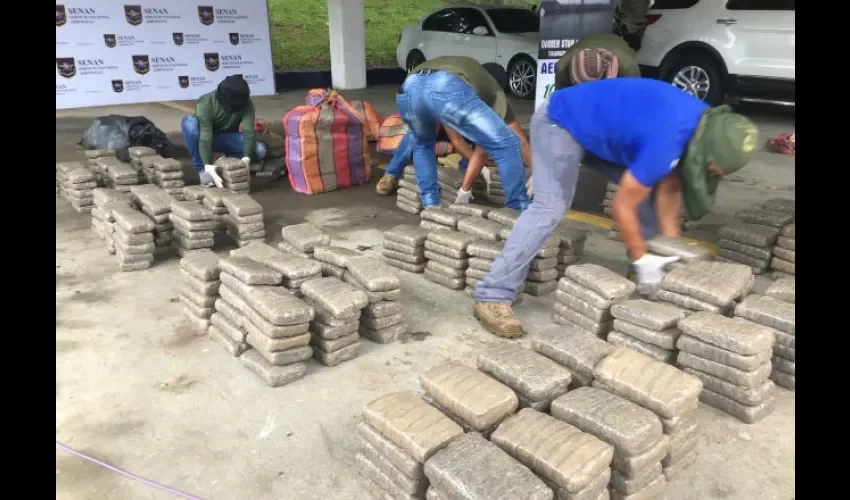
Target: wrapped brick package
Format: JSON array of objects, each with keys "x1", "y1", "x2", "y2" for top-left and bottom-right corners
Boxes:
[
  {"x1": 646, "y1": 236, "x2": 712, "y2": 264},
  {"x1": 419, "y1": 361, "x2": 518, "y2": 433},
  {"x1": 553, "y1": 264, "x2": 635, "y2": 337},
  {"x1": 552, "y1": 224, "x2": 588, "y2": 278},
  {"x1": 424, "y1": 433, "x2": 554, "y2": 500},
  {"x1": 592, "y1": 348, "x2": 702, "y2": 479},
  {"x1": 716, "y1": 206, "x2": 793, "y2": 273},
  {"x1": 770, "y1": 222, "x2": 795, "y2": 276},
  {"x1": 420, "y1": 207, "x2": 463, "y2": 231},
  {"x1": 56, "y1": 161, "x2": 97, "y2": 213},
  {"x1": 301, "y1": 277, "x2": 368, "y2": 366},
  {"x1": 676, "y1": 311, "x2": 777, "y2": 422},
  {"x1": 171, "y1": 200, "x2": 216, "y2": 254},
  {"x1": 658, "y1": 260, "x2": 753, "y2": 313},
  {"x1": 231, "y1": 242, "x2": 322, "y2": 295},
  {"x1": 524, "y1": 234, "x2": 563, "y2": 296},
  {"x1": 531, "y1": 324, "x2": 615, "y2": 388},
  {"x1": 491, "y1": 408, "x2": 614, "y2": 498},
  {"x1": 477, "y1": 345, "x2": 572, "y2": 411},
  {"x1": 213, "y1": 157, "x2": 250, "y2": 193},
  {"x1": 338, "y1": 256, "x2": 406, "y2": 344},
  {"x1": 733, "y1": 294, "x2": 795, "y2": 392},
  {"x1": 608, "y1": 299, "x2": 688, "y2": 365},
  {"x1": 218, "y1": 194, "x2": 264, "y2": 246},
  {"x1": 551, "y1": 387, "x2": 673, "y2": 490},
  {"x1": 423, "y1": 230, "x2": 478, "y2": 290},
  {"x1": 383, "y1": 224, "x2": 429, "y2": 273},
  {"x1": 764, "y1": 277, "x2": 795, "y2": 304},
  {"x1": 179, "y1": 249, "x2": 221, "y2": 332}
]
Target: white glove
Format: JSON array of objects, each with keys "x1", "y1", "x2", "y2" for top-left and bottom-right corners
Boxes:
[
  {"x1": 203, "y1": 164, "x2": 224, "y2": 188},
  {"x1": 526, "y1": 175, "x2": 533, "y2": 197},
  {"x1": 454, "y1": 188, "x2": 474, "y2": 204},
  {"x1": 240, "y1": 156, "x2": 251, "y2": 167},
  {"x1": 632, "y1": 254, "x2": 680, "y2": 298}
]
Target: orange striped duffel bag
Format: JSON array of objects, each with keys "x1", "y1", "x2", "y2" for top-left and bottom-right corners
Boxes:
[
  {"x1": 376, "y1": 114, "x2": 455, "y2": 156},
  {"x1": 283, "y1": 90, "x2": 371, "y2": 195}
]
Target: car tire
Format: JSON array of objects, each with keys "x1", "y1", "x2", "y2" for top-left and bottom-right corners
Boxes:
[
  {"x1": 663, "y1": 53, "x2": 725, "y2": 106},
  {"x1": 507, "y1": 55, "x2": 536, "y2": 100},
  {"x1": 405, "y1": 50, "x2": 426, "y2": 73}
]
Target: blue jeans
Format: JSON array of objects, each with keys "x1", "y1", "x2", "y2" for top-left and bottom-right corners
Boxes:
[
  {"x1": 395, "y1": 71, "x2": 528, "y2": 210},
  {"x1": 475, "y1": 101, "x2": 658, "y2": 302},
  {"x1": 385, "y1": 130, "x2": 470, "y2": 178},
  {"x1": 181, "y1": 115, "x2": 267, "y2": 173}
]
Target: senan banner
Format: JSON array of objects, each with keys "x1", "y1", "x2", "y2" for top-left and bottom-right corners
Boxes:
[
  {"x1": 535, "y1": 0, "x2": 615, "y2": 109},
  {"x1": 56, "y1": 1, "x2": 275, "y2": 109}
]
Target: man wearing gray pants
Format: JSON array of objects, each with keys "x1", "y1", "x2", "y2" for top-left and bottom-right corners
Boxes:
[{"x1": 473, "y1": 78, "x2": 758, "y2": 337}]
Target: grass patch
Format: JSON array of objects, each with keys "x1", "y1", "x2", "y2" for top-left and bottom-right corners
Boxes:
[{"x1": 268, "y1": 0, "x2": 537, "y2": 70}]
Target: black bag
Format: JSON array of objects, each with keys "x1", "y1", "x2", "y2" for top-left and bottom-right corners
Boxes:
[{"x1": 79, "y1": 115, "x2": 172, "y2": 157}]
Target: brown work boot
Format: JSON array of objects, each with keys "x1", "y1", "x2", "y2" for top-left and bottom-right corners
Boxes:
[
  {"x1": 375, "y1": 174, "x2": 399, "y2": 195},
  {"x1": 474, "y1": 302, "x2": 524, "y2": 338}
]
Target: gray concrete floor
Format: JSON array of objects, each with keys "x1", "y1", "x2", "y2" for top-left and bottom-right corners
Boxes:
[{"x1": 56, "y1": 89, "x2": 795, "y2": 500}]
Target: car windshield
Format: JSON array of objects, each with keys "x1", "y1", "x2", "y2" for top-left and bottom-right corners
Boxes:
[{"x1": 486, "y1": 8, "x2": 540, "y2": 33}]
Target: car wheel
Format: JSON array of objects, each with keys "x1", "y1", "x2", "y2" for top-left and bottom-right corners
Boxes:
[
  {"x1": 405, "y1": 50, "x2": 425, "y2": 73},
  {"x1": 664, "y1": 53, "x2": 725, "y2": 106},
  {"x1": 508, "y1": 56, "x2": 536, "y2": 100}
]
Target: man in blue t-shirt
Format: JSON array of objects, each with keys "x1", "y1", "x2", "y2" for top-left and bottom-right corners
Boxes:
[{"x1": 473, "y1": 78, "x2": 759, "y2": 338}]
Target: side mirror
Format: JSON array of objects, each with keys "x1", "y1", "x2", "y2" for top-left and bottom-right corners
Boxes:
[{"x1": 472, "y1": 26, "x2": 490, "y2": 36}]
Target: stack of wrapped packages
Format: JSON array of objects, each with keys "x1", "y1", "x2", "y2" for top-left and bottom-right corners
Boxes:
[
  {"x1": 56, "y1": 162, "x2": 97, "y2": 214},
  {"x1": 150, "y1": 157, "x2": 186, "y2": 200},
  {"x1": 179, "y1": 249, "x2": 220, "y2": 332},
  {"x1": 593, "y1": 348, "x2": 703, "y2": 484},
  {"x1": 222, "y1": 194, "x2": 266, "y2": 247},
  {"x1": 103, "y1": 158, "x2": 144, "y2": 193},
  {"x1": 524, "y1": 235, "x2": 562, "y2": 297},
  {"x1": 419, "y1": 361, "x2": 518, "y2": 436},
  {"x1": 129, "y1": 185, "x2": 175, "y2": 257},
  {"x1": 717, "y1": 207, "x2": 793, "y2": 274},
  {"x1": 301, "y1": 277, "x2": 368, "y2": 367},
  {"x1": 313, "y1": 246, "x2": 361, "y2": 279},
  {"x1": 605, "y1": 182, "x2": 622, "y2": 241},
  {"x1": 344, "y1": 257, "x2": 406, "y2": 343},
  {"x1": 771, "y1": 223, "x2": 795, "y2": 277},
  {"x1": 90, "y1": 188, "x2": 133, "y2": 255},
  {"x1": 396, "y1": 166, "x2": 423, "y2": 215},
  {"x1": 484, "y1": 165, "x2": 530, "y2": 206},
  {"x1": 609, "y1": 299, "x2": 688, "y2": 365},
  {"x1": 423, "y1": 229, "x2": 478, "y2": 290},
  {"x1": 657, "y1": 260, "x2": 754, "y2": 316},
  {"x1": 357, "y1": 392, "x2": 464, "y2": 500},
  {"x1": 84, "y1": 149, "x2": 114, "y2": 186},
  {"x1": 110, "y1": 204, "x2": 156, "y2": 271},
  {"x1": 134, "y1": 154, "x2": 162, "y2": 185},
  {"x1": 231, "y1": 241, "x2": 322, "y2": 297},
  {"x1": 382, "y1": 224, "x2": 429, "y2": 273},
  {"x1": 489, "y1": 409, "x2": 615, "y2": 500},
  {"x1": 477, "y1": 344, "x2": 572, "y2": 412},
  {"x1": 436, "y1": 168, "x2": 465, "y2": 206},
  {"x1": 213, "y1": 157, "x2": 250, "y2": 193},
  {"x1": 676, "y1": 311, "x2": 777, "y2": 423},
  {"x1": 201, "y1": 188, "x2": 234, "y2": 234},
  {"x1": 420, "y1": 207, "x2": 462, "y2": 232},
  {"x1": 217, "y1": 256, "x2": 315, "y2": 387},
  {"x1": 554, "y1": 263, "x2": 636, "y2": 338},
  {"x1": 733, "y1": 293, "x2": 795, "y2": 391},
  {"x1": 551, "y1": 386, "x2": 669, "y2": 498},
  {"x1": 170, "y1": 200, "x2": 216, "y2": 255},
  {"x1": 465, "y1": 240, "x2": 505, "y2": 299},
  {"x1": 279, "y1": 222, "x2": 330, "y2": 258},
  {"x1": 553, "y1": 225, "x2": 588, "y2": 277},
  {"x1": 532, "y1": 324, "x2": 615, "y2": 389}
]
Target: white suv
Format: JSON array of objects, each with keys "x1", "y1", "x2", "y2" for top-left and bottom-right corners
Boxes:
[{"x1": 637, "y1": 0, "x2": 795, "y2": 105}]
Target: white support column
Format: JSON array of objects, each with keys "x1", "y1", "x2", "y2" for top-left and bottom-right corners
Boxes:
[{"x1": 327, "y1": 0, "x2": 367, "y2": 90}]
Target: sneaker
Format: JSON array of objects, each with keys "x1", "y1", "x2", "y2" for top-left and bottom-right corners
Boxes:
[
  {"x1": 375, "y1": 174, "x2": 399, "y2": 195},
  {"x1": 199, "y1": 171, "x2": 216, "y2": 187},
  {"x1": 474, "y1": 302, "x2": 524, "y2": 338}
]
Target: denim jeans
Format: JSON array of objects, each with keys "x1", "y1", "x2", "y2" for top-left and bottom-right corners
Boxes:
[
  {"x1": 385, "y1": 130, "x2": 470, "y2": 178},
  {"x1": 475, "y1": 100, "x2": 658, "y2": 302},
  {"x1": 395, "y1": 71, "x2": 528, "y2": 210},
  {"x1": 181, "y1": 115, "x2": 267, "y2": 173}
]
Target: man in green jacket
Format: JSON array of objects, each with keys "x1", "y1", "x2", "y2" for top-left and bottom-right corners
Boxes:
[
  {"x1": 180, "y1": 75, "x2": 266, "y2": 187},
  {"x1": 554, "y1": 33, "x2": 641, "y2": 89}
]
